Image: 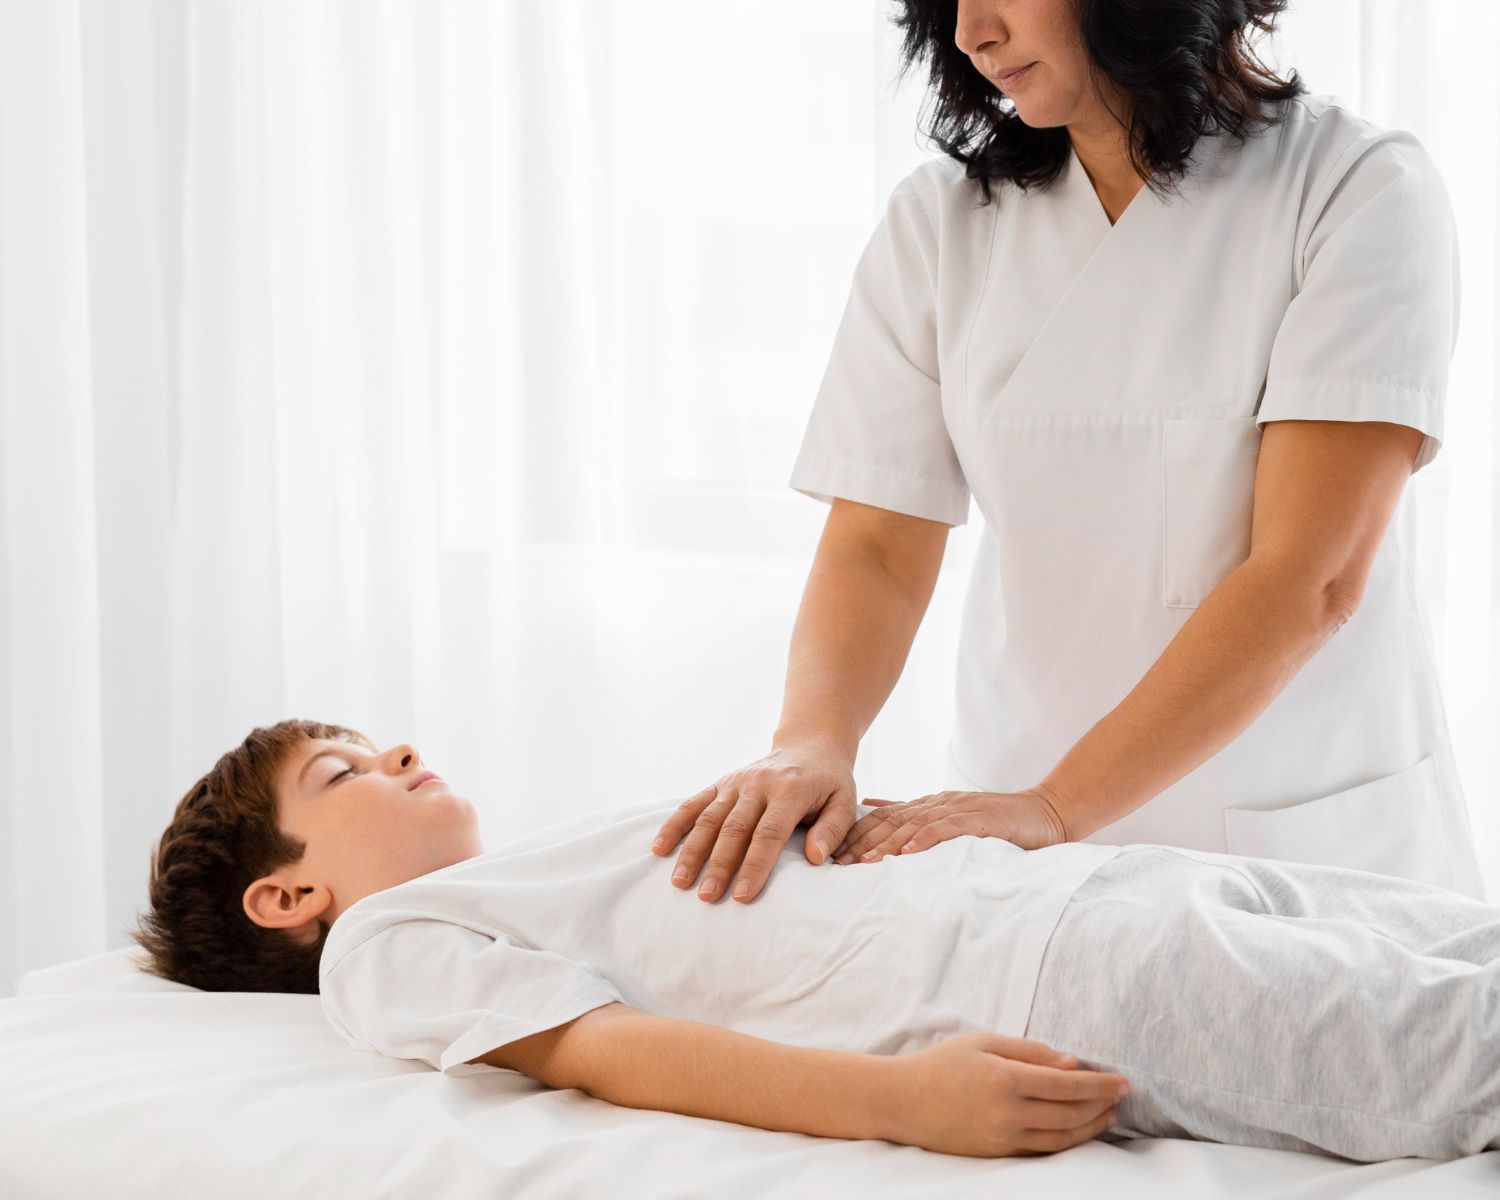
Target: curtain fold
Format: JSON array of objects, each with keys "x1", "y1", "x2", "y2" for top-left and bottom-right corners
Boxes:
[
  {"x1": 1, "y1": 0, "x2": 1496, "y2": 993},
  {"x1": 2, "y1": 0, "x2": 108, "y2": 979}
]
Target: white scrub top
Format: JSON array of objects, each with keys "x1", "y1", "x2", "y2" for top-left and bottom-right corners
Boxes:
[{"x1": 789, "y1": 93, "x2": 1486, "y2": 902}]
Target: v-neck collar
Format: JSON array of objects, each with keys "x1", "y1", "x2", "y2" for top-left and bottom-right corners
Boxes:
[{"x1": 1064, "y1": 130, "x2": 1221, "y2": 243}]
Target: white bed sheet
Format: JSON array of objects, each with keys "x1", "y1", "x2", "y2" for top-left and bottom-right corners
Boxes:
[{"x1": 2, "y1": 947, "x2": 1494, "y2": 1199}]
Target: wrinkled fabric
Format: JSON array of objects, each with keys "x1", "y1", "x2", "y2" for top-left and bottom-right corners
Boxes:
[
  {"x1": 1025, "y1": 846, "x2": 1500, "y2": 1161},
  {"x1": 321, "y1": 794, "x2": 1123, "y2": 1075}
]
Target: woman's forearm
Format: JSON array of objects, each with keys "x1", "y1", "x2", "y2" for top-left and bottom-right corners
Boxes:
[
  {"x1": 549, "y1": 1005, "x2": 897, "y2": 1144},
  {"x1": 772, "y1": 537, "x2": 935, "y2": 764},
  {"x1": 1037, "y1": 557, "x2": 1349, "y2": 841}
]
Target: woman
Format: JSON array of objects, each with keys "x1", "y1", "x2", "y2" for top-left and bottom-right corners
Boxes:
[{"x1": 650, "y1": 0, "x2": 1486, "y2": 907}]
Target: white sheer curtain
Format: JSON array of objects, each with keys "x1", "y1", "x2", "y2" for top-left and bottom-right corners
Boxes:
[{"x1": 1, "y1": 0, "x2": 1496, "y2": 993}]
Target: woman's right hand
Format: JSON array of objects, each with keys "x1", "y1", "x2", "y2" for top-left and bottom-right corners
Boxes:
[
  {"x1": 875, "y1": 1033, "x2": 1130, "y2": 1158},
  {"x1": 650, "y1": 738, "x2": 858, "y2": 904}
]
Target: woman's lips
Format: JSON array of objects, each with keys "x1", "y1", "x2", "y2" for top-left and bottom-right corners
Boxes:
[
  {"x1": 409, "y1": 770, "x2": 442, "y2": 790},
  {"x1": 997, "y1": 61, "x2": 1038, "y2": 88}
]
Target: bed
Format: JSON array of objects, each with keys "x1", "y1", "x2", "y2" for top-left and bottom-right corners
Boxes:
[{"x1": 3, "y1": 946, "x2": 1495, "y2": 1198}]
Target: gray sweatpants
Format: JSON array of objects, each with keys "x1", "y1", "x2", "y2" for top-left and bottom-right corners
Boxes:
[{"x1": 1023, "y1": 845, "x2": 1500, "y2": 1161}]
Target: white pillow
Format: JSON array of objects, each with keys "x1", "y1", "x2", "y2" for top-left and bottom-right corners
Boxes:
[{"x1": 15, "y1": 945, "x2": 200, "y2": 997}]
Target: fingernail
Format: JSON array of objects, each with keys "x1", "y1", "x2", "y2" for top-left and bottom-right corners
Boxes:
[
  {"x1": 860, "y1": 850, "x2": 876, "y2": 861},
  {"x1": 814, "y1": 838, "x2": 829, "y2": 859},
  {"x1": 901, "y1": 842, "x2": 916, "y2": 853},
  {"x1": 673, "y1": 866, "x2": 689, "y2": 883},
  {"x1": 653, "y1": 837, "x2": 667, "y2": 851},
  {"x1": 1117, "y1": 1084, "x2": 1130, "y2": 1097},
  {"x1": 733, "y1": 881, "x2": 750, "y2": 899},
  {"x1": 699, "y1": 879, "x2": 719, "y2": 898}
]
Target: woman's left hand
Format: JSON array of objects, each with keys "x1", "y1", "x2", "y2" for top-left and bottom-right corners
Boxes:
[{"x1": 831, "y1": 789, "x2": 1069, "y2": 864}]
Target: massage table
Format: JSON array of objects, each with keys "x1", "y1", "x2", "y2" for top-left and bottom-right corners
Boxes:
[{"x1": 2, "y1": 946, "x2": 1495, "y2": 1197}]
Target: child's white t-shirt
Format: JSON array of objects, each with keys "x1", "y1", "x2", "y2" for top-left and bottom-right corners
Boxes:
[{"x1": 318, "y1": 796, "x2": 1126, "y2": 1076}]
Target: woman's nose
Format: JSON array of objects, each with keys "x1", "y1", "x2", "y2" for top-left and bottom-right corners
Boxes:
[{"x1": 954, "y1": 1, "x2": 1007, "y2": 57}]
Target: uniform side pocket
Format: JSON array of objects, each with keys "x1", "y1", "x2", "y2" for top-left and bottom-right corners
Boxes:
[{"x1": 1222, "y1": 753, "x2": 1455, "y2": 891}]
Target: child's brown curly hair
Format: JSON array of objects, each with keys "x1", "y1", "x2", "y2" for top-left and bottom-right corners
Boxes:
[{"x1": 131, "y1": 718, "x2": 374, "y2": 994}]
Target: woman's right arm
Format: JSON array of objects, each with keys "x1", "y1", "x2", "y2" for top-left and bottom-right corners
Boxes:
[
  {"x1": 650, "y1": 497, "x2": 953, "y2": 898},
  {"x1": 771, "y1": 497, "x2": 952, "y2": 762}
]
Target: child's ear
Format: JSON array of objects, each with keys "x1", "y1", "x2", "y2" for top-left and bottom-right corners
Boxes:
[{"x1": 242, "y1": 875, "x2": 331, "y2": 935}]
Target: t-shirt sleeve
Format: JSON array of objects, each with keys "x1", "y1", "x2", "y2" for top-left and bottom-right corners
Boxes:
[
  {"x1": 319, "y1": 919, "x2": 624, "y2": 1077},
  {"x1": 787, "y1": 174, "x2": 972, "y2": 525},
  {"x1": 1256, "y1": 127, "x2": 1460, "y2": 475}
]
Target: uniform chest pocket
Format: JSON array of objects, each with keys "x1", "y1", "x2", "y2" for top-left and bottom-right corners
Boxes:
[{"x1": 1161, "y1": 417, "x2": 1263, "y2": 609}]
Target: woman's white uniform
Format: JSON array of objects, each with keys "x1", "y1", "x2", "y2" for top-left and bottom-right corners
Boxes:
[{"x1": 789, "y1": 93, "x2": 1486, "y2": 901}]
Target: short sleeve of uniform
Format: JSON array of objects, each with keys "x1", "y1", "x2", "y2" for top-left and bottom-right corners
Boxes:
[
  {"x1": 319, "y1": 919, "x2": 623, "y2": 1077},
  {"x1": 1256, "y1": 128, "x2": 1460, "y2": 474},
  {"x1": 787, "y1": 175, "x2": 972, "y2": 525}
]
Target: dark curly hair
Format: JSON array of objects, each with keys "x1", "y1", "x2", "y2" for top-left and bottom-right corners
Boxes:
[
  {"x1": 891, "y1": 0, "x2": 1306, "y2": 204},
  {"x1": 131, "y1": 719, "x2": 375, "y2": 994}
]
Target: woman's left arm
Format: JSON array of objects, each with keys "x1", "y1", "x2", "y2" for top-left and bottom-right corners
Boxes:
[{"x1": 836, "y1": 417, "x2": 1424, "y2": 860}]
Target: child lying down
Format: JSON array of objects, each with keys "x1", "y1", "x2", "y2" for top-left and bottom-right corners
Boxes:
[{"x1": 132, "y1": 719, "x2": 1500, "y2": 1162}]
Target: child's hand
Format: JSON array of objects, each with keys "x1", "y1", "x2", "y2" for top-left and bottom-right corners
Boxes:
[{"x1": 872, "y1": 1032, "x2": 1129, "y2": 1158}]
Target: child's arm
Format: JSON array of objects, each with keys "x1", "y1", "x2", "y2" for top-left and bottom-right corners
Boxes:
[{"x1": 469, "y1": 1001, "x2": 897, "y2": 1143}]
